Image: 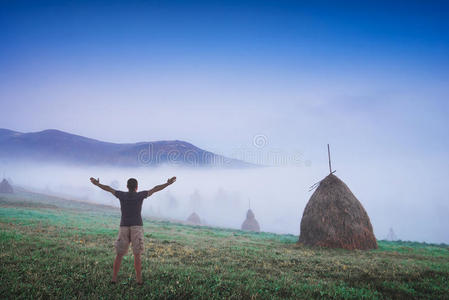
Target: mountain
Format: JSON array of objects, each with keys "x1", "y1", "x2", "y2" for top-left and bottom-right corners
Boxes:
[{"x1": 0, "y1": 129, "x2": 253, "y2": 168}]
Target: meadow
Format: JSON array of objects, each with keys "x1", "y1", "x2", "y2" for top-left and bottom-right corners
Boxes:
[{"x1": 0, "y1": 191, "x2": 448, "y2": 299}]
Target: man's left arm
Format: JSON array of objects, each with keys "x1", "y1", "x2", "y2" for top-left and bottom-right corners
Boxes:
[{"x1": 147, "y1": 176, "x2": 176, "y2": 197}]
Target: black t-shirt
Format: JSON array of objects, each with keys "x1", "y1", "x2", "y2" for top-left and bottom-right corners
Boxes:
[{"x1": 114, "y1": 191, "x2": 149, "y2": 226}]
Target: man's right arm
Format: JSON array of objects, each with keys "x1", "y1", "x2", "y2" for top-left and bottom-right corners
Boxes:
[{"x1": 90, "y1": 177, "x2": 116, "y2": 195}]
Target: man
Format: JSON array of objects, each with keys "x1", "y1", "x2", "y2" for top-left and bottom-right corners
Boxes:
[{"x1": 90, "y1": 176, "x2": 176, "y2": 285}]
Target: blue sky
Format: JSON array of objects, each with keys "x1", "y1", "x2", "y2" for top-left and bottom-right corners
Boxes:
[{"x1": 1, "y1": 0, "x2": 448, "y2": 162}]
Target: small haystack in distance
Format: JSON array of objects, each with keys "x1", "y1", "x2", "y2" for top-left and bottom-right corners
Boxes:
[
  {"x1": 298, "y1": 173, "x2": 377, "y2": 250},
  {"x1": 187, "y1": 212, "x2": 201, "y2": 225},
  {"x1": 0, "y1": 178, "x2": 13, "y2": 193},
  {"x1": 241, "y1": 209, "x2": 260, "y2": 232}
]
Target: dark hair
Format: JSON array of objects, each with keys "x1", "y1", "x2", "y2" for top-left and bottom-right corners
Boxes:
[{"x1": 127, "y1": 178, "x2": 138, "y2": 192}]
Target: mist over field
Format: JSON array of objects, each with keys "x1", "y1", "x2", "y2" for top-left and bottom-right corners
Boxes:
[{"x1": 2, "y1": 159, "x2": 448, "y2": 244}]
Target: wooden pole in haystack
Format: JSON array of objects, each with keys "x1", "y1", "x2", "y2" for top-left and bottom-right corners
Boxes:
[{"x1": 309, "y1": 144, "x2": 337, "y2": 192}]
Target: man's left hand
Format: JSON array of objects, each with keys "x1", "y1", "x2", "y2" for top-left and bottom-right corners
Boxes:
[
  {"x1": 90, "y1": 177, "x2": 100, "y2": 185},
  {"x1": 167, "y1": 177, "x2": 176, "y2": 185}
]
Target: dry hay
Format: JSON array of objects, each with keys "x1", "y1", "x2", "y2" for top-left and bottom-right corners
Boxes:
[
  {"x1": 298, "y1": 174, "x2": 377, "y2": 250},
  {"x1": 0, "y1": 179, "x2": 13, "y2": 194},
  {"x1": 241, "y1": 209, "x2": 260, "y2": 232},
  {"x1": 187, "y1": 212, "x2": 201, "y2": 225}
]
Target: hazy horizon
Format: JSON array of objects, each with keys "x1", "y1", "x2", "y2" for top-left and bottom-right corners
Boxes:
[{"x1": 2, "y1": 160, "x2": 448, "y2": 244}]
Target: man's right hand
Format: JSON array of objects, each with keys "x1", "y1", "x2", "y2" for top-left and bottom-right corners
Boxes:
[{"x1": 167, "y1": 176, "x2": 176, "y2": 185}]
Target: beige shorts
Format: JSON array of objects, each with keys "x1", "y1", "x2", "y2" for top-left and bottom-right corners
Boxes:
[{"x1": 114, "y1": 226, "x2": 144, "y2": 255}]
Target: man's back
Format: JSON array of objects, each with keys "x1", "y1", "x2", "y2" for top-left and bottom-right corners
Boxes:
[{"x1": 114, "y1": 191, "x2": 149, "y2": 226}]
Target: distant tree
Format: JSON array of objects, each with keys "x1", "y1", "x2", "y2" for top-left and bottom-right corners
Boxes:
[
  {"x1": 0, "y1": 179, "x2": 13, "y2": 193},
  {"x1": 167, "y1": 192, "x2": 178, "y2": 209},
  {"x1": 110, "y1": 180, "x2": 120, "y2": 190},
  {"x1": 386, "y1": 227, "x2": 398, "y2": 241},
  {"x1": 190, "y1": 189, "x2": 202, "y2": 211}
]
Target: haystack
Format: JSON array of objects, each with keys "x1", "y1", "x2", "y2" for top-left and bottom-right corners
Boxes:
[
  {"x1": 241, "y1": 209, "x2": 260, "y2": 232},
  {"x1": 187, "y1": 212, "x2": 201, "y2": 225},
  {"x1": 298, "y1": 174, "x2": 377, "y2": 250},
  {"x1": 0, "y1": 178, "x2": 13, "y2": 193}
]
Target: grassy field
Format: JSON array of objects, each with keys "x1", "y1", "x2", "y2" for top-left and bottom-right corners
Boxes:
[{"x1": 0, "y1": 191, "x2": 448, "y2": 299}]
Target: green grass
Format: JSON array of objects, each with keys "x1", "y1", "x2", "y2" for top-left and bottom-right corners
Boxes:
[{"x1": 0, "y1": 193, "x2": 448, "y2": 299}]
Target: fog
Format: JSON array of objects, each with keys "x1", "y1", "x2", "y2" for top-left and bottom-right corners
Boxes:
[{"x1": 2, "y1": 160, "x2": 448, "y2": 244}]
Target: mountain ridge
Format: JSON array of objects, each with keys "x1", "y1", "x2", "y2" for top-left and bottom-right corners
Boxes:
[{"x1": 0, "y1": 128, "x2": 253, "y2": 168}]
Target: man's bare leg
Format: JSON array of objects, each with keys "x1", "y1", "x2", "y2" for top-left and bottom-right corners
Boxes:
[
  {"x1": 112, "y1": 254, "x2": 124, "y2": 282},
  {"x1": 134, "y1": 253, "x2": 142, "y2": 284}
]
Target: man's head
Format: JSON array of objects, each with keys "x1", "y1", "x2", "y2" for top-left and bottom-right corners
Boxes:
[{"x1": 127, "y1": 178, "x2": 138, "y2": 192}]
